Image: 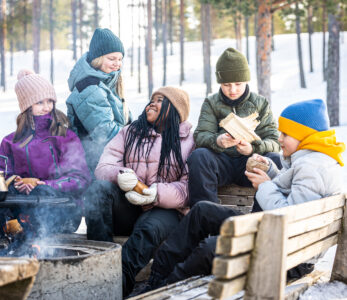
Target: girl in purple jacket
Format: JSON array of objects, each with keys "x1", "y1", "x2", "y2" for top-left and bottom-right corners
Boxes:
[
  {"x1": 85, "y1": 86, "x2": 194, "y2": 297},
  {"x1": 0, "y1": 70, "x2": 91, "y2": 232}
]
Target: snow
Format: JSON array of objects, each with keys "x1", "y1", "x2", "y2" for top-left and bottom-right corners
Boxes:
[{"x1": 1, "y1": 32, "x2": 346, "y2": 299}]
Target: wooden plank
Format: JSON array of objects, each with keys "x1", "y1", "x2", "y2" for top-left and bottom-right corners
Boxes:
[
  {"x1": 218, "y1": 185, "x2": 255, "y2": 196},
  {"x1": 218, "y1": 195, "x2": 254, "y2": 206},
  {"x1": 129, "y1": 276, "x2": 212, "y2": 300},
  {"x1": 0, "y1": 258, "x2": 39, "y2": 287},
  {"x1": 331, "y1": 198, "x2": 347, "y2": 284},
  {"x1": 286, "y1": 234, "x2": 338, "y2": 270},
  {"x1": 208, "y1": 276, "x2": 246, "y2": 299},
  {"x1": 220, "y1": 194, "x2": 345, "y2": 237},
  {"x1": 284, "y1": 270, "x2": 330, "y2": 300},
  {"x1": 287, "y1": 219, "x2": 341, "y2": 254},
  {"x1": 244, "y1": 213, "x2": 288, "y2": 300},
  {"x1": 216, "y1": 234, "x2": 255, "y2": 256},
  {"x1": 288, "y1": 207, "x2": 343, "y2": 237},
  {"x1": 221, "y1": 205, "x2": 252, "y2": 214},
  {"x1": 212, "y1": 254, "x2": 250, "y2": 279}
]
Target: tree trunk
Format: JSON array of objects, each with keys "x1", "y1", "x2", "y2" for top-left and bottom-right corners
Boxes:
[
  {"x1": 71, "y1": 0, "x2": 77, "y2": 61},
  {"x1": 23, "y1": 0, "x2": 28, "y2": 52},
  {"x1": 49, "y1": 0, "x2": 54, "y2": 83},
  {"x1": 117, "y1": 0, "x2": 120, "y2": 37},
  {"x1": 322, "y1": 0, "x2": 327, "y2": 81},
  {"x1": 169, "y1": 0, "x2": 173, "y2": 55},
  {"x1": 256, "y1": 0, "x2": 272, "y2": 102},
  {"x1": 201, "y1": 4, "x2": 206, "y2": 84},
  {"x1": 271, "y1": 14, "x2": 275, "y2": 51},
  {"x1": 131, "y1": 0, "x2": 134, "y2": 77},
  {"x1": 94, "y1": 0, "x2": 98, "y2": 30},
  {"x1": 327, "y1": 12, "x2": 340, "y2": 126},
  {"x1": 32, "y1": 0, "x2": 41, "y2": 73},
  {"x1": 143, "y1": 2, "x2": 148, "y2": 66},
  {"x1": 162, "y1": 0, "x2": 167, "y2": 86},
  {"x1": 147, "y1": 0, "x2": 153, "y2": 97},
  {"x1": 235, "y1": 15, "x2": 242, "y2": 52},
  {"x1": 201, "y1": 3, "x2": 211, "y2": 96},
  {"x1": 8, "y1": 0, "x2": 13, "y2": 76},
  {"x1": 138, "y1": 1, "x2": 142, "y2": 93},
  {"x1": 295, "y1": 2, "x2": 306, "y2": 88},
  {"x1": 179, "y1": 0, "x2": 184, "y2": 85},
  {"x1": 245, "y1": 15, "x2": 249, "y2": 63},
  {"x1": 0, "y1": 0, "x2": 6, "y2": 91},
  {"x1": 155, "y1": 0, "x2": 160, "y2": 50},
  {"x1": 307, "y1": 5, "x2": 313, "y2": 72},
  {"x1": 79, "y1": 0, "x2": 83, "y2": 56}
]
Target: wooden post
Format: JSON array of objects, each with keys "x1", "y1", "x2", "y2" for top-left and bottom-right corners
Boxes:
[
  {"x1": 331, "y1": 196, "x2": 347, "y2": 284},
  {"x1": 244, "y1": 213, "x2": 288, "y2": 300}
]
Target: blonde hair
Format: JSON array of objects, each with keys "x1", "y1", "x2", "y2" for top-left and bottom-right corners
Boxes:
[{"x1": 91, "y1": 55, "x2": 129, "y2": 123}]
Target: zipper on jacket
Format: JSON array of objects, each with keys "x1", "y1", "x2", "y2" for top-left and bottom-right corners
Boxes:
[
  {"x1": 49, "y1": 145, "x2": 59, "y2": 179},
  {"x1": 56, "y1": 177, "x2": 70, "y2": 190},
  {"x1": 25, "y1": 143, "x2": 34, "y2": 177}
]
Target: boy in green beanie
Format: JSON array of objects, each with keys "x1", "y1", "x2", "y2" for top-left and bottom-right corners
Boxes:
[{"x1": 188, "y1": 47, "x2": 281, "y2": 207}]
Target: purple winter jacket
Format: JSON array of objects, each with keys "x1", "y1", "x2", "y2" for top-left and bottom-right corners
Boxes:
[{"x1": 0, "y1": 113, "x2": 91, "y2": 193}]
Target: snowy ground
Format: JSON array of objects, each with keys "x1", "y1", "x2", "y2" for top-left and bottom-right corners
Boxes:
[{"x1": 0, "y1": 32, "x2": 346, "y2": 299}]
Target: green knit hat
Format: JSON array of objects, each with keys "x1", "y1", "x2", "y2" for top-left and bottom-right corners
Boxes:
[
  {"x1": 215, "y1": 48, "x2": 250, "y2": 83},
  {"x1": 87, "y1": 28, "x2": 124, "y2": 63}
]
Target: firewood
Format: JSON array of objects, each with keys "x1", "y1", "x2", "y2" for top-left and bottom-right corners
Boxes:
[{"x1": 219, "y1": 112, "x2": 261, "y2": 143}]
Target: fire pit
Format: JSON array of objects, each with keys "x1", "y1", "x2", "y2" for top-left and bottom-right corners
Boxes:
[{"x1": 27, "y1": 235, "x2": 122, "y2": 300}]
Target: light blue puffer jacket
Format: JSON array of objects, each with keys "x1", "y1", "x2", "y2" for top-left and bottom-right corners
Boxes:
[{"x1": 66, "y1": 53, "x2": 131, "y2": 172}]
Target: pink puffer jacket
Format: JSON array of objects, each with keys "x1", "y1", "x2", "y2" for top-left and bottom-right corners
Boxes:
[{"x1": 95, "y1": 121, "x2": 195, "y2": 210}]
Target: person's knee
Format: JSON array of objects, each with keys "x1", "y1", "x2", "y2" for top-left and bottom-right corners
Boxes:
[
  {"x1": 190, "y1": 201, "x2": 217, "y2": 217},
  {"x1": 188, "y1": 148, "x2": 215, "y2": 168}
]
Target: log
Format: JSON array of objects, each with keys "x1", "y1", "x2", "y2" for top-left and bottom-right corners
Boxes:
[
  {"x1": 286, "y1": 234, "x2": 338, "y2": 270},
  {"x1": 212, "y1": 254, "x2": 250, "y2": 279},
  {"x1": 208, "y1": 275, "x2": 246, "y2": 299},
  {"x1": 216, "y1": 234, "x2": 255, "y2": 256},
  {"x1": 331, "y1": 197, "x2": 347, "y2": 284},
  {"x1": 244, "y1": 213, "x2": 288, "y2": 300}
]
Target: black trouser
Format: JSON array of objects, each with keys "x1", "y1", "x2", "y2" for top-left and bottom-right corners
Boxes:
[
  {"x1": 151, "y1": 201, "x2": 241, "y2": 280},
  {"x1": 84, "y1": 180, "x2": 181, "y2": 297},
  {"x1": 187, "y1": 148, "x2": 281, "y2": 207}
]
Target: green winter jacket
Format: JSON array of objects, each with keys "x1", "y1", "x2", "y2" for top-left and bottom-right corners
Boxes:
[{"x1": 194, "y1": 90, "x2": 280, "y2": 157}]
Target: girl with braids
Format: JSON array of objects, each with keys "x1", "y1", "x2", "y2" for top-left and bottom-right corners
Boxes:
[
  {"x1": 85, "y1": 87, "x2": 194, "y2": 297},
  {"x1": 0, "y1": 70, "x2": 91, "y2": 232},
  {"x1": 66, "y1": 28, "x2": 131, "y2": 172}
]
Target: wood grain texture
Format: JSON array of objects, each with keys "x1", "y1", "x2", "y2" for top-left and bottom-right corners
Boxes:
[
  {"x1": 216, "y1": 234, "x2": 255, "y2": 256},
  {"x1": 212, "y1": 254, "x2": 251, "y2": 279}
]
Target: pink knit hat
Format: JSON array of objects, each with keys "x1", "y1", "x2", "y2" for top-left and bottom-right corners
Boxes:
[{"x1": 15, "y1": 69, "x2": 57, "y2": 113}]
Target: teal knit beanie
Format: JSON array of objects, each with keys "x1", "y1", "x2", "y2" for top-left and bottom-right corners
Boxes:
[
  {"x1": 215, "y1": 48, "x2": 250, "y2": 83},
  {"x1": 87, "y1": 28, "x2": 124, "y2": 63}
]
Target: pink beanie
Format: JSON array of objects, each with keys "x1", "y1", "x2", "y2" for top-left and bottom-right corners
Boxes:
[{"x1": 15, "y1": 69, "x2": 57, "y2": 113}]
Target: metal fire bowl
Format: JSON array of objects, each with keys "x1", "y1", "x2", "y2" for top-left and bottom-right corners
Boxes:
[{"x1": 28, "y1": 236, "x2": 122, "y2": 300}]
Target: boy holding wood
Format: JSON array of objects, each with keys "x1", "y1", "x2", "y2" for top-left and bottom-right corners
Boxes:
[{"x1": 142, "y1": 99, "x2": 345, "y2": 292}]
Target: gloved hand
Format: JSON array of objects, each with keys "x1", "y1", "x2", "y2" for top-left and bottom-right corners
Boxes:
[
  {"x1": 117, "y1": 169, "x2": 138, "y2": 192},
  {"x1": 125, "y1": 183, "x2": 158, "y2": 206}
]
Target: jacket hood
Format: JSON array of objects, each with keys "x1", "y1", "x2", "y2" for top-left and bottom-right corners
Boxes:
[{"x1": 67, "y1": 53, "x2": 120, "y2": 91}]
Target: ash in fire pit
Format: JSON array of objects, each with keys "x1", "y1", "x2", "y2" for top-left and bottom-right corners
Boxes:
[{"x1": 27, "y1": 236, "x2": 122, "y2": 300}]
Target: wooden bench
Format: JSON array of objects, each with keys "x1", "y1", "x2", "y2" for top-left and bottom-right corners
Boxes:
[
  {"x1": 209, "y1": 193, "x2": 347, "y2": 299},
  {"x1": 218, "y1": 184, "x2": 255, "y2": 213},
  {"x1": 129, "y1": 193, "x2": 347, "y2": 299},
  {"x1": 0, "y1": 257, "x2": 39, "y2": 300}
]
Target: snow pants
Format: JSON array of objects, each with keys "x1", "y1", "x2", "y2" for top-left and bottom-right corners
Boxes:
[
  {"x1": 84, "y1": 180, "x2": 181, "y2": 297},
  {"x1": 187, "y1": 148, "x2": 281, "y2": 207}
]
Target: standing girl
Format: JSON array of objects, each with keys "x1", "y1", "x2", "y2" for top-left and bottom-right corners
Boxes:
[
  {"x1": 66, "y1": 28, "x2": 131, "y2": 172},
  {"x1": 0, "y1": 70, "x2": 91, "y2": 232},
  {"x1": 85, "y1": 87, "x2": 194, "y2": 296}
]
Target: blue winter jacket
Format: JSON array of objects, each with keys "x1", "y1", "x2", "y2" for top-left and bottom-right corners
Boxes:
[{"x1": 66, "y1": 53, "x2": 131, "y2": 172}]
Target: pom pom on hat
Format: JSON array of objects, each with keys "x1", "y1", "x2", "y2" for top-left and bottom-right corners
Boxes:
[
  {"x1": 278, "y1": 99, "x2": 330, "y2": 141},
  {"x1": 15, "y1": 69, "x2": 57, "y2": 113}
]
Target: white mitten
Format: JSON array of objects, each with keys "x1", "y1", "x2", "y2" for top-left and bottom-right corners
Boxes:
[
  {"x1": 125, "y1": 183, "x2": 157, "y2": 205},
  {"x1": 117, "y1": 169, "x2": 138, "y2": 192}
]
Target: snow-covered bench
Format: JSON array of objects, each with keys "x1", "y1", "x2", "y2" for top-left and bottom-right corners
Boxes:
[{"x1": 129, "y1": 193, "x2": 347, "y2": 300}]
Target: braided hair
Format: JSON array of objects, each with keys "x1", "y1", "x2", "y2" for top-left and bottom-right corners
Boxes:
[{"x1": 123, "y1": 97, "x2": 186, "y2": 182}]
